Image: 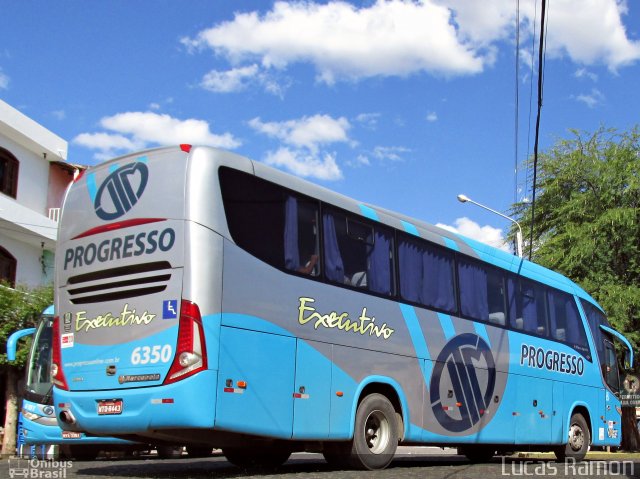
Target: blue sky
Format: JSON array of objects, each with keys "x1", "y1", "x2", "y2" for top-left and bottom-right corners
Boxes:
[{"x1": 2, "y1": 0, "x2": 639, "y2": 250}]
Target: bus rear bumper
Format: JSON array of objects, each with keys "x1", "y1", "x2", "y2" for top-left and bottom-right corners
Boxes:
[
  {"x1": 22, "y1": 419, "x2": 135, "y2": 445},
  {"x1": 53, "y1": 369, "x2": 217, "y2": 436}
]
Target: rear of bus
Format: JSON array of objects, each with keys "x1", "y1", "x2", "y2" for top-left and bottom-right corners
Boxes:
[{"x1": 53, "y1": 146, "x2": 239, "y2": 440}]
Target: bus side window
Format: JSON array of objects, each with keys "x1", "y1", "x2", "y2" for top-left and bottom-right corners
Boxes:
[
  {"x1": 322, "y1": 209, "x2": 394, "y2": 296},
  {"x1": 457, "y1": 258, "x2": 506, "y2": 325},
  {"x1": 398, "y1": 235, "x2": 456, "y2": 314},
  {"x1": 508, "y1": 278, "x2": 548, "y2": 336},
  {"x1": 284, "y1": 195, "x2": 320, "y2": 276},
  {"x1": 547, "y1": 290, "x2": 589, "y2": 355},
  {"x1": 604, "y1": 339, "x2": 620, "y2": 392}
]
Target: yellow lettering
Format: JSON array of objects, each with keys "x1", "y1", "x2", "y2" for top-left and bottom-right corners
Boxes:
[{"x1": 297, "y1": 297, "x2": 394, "y2": 340}]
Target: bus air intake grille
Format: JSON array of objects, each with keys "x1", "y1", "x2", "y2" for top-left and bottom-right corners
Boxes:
[{"x1": 66, "y1": 261, "x2": 172, "y2": 305}]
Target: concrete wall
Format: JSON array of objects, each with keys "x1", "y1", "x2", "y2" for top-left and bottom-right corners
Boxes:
[
  {"x1": 0, "y1": 232, "x2": 52, "y2": 287},
  {"x1": 0, "y1": 134, "x2": 50, "y2": 215}
]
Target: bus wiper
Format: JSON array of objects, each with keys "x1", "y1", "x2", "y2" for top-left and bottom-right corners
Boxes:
[{"x1": 41, "y1": 384, "x2": 54, "y2": 405}]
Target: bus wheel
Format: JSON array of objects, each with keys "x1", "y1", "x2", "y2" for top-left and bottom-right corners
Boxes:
[
  {"x1": 349, "y1": 393, "x2": 398, "y2": 470},
  {"x1": 554, "y1": 413, "x2": 590, "y2": 462},
  {"x1": 458, "y1": 445, "x2": 496, "y2": 463},
  {"x1": 223, "y1": 443, "x2": 291, "y2": 469},
  {"x1": 156, "y1": 445, "x2": 183, "y2": 459}
]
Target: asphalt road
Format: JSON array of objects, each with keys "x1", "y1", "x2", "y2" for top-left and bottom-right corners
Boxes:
[{"x1": 2, "y1": 448, "x2": 640, "y2": 479}]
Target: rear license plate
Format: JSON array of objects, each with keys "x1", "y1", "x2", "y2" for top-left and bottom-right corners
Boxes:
[{"x1": 97, "y1": 400, "x2": 123, "y2": 415}]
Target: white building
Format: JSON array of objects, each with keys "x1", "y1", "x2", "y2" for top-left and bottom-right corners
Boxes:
[{"x1": 0, "y1": 99, "x2": 79, "y2": 287}]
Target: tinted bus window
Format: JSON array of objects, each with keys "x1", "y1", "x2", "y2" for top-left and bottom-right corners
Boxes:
[
  {"x1": 398, "y1": 235, "x2": 456, "y2": 313},
  {"x1": 220, "y1": 168, "x2": 319, "y2": 274},
  {"x1": 323, "y1": 209, "x2": 394, "y2": 295},
  {"x1": 547, "y1": 290, "x2": 590, "y2": 357},
  {"x1": 284, "y1": 196, "x2": 320, "y2": 276},
  {"x1": 508, "y1": 277, "x2": 548, "y2": 335},
  {"x1": 458, "y1": 259, "x2": 506, "y2": 325},
  {"x1": 581, "y1": 300, "x2": 611, "y2": 366}
]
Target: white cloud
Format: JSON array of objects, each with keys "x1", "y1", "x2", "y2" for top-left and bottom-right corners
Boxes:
[
  {"x1": 249, "y1": 114, "x2": 350, "y2": 153},
  {"x1": 354, "y1": 112, "x2": 381, "y2": 130},
  {"x1": 436, "y1": 217, "x2": 510, "y2": 251},
  {"x1": 249, "y1": 114, "x2": 352, "y2": 180},
  {"x1": 74, "y1": 132, "x2": 141, "y2": 151},
  {"x1": 73, "y1": 111, "x2": 240, "y2": 160},
  {"x1": 574, "y1": 88, "x2": 605, "y2": 108},
  {"x1": 201, "y1": 64, "x2": 289, "y2": 97},
  {"x1": 201, "y1": 64, "x2": 259, "y2": 93},
  {"x1": 183, "y1": 0, "x2": 640, "y2": 86},
  {"x1": 51, "y1": 110, "x2": 66, "y2": 120},
  {"x1": 264, "y1": 147, "x2": 343, "y2": 181},
  {"x1": 184, "y1": 1, "x2": 486, "y2": 84},
  {"x1": 426, "y1": 111, "x2": 438, "y2": 122},
  {"x1": 0, "y1": 69, "x2": 9, "y2": 90},
  {"x1": 574, "y1": 68, "x2": 598, "y2": 82},
  {"x1": 540, "y1": 0, "x2": 640, "y2": 70},
  {"x1": 373, "y1": 146, "x2": 410, "y2": 162},
  {"x1": 347, "y1": 154, "x2": 371, "y2": 168}
]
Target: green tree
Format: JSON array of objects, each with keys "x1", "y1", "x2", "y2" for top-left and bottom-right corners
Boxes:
[
  {"x1": 511, "y1": 127, "x2": 640, "y2": 450},
  {"x1": 0, "y1": 282, "x2": 53, "y2": 455}
]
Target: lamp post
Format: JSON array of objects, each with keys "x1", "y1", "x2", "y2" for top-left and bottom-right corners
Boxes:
[{"x1": 457, "y1": 194, "x2": 524, "y2": 258}]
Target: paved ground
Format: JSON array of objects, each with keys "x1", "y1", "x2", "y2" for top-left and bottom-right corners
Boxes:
[{"x1": 2, "y1": 447, "x2": 639, "y2": 479}]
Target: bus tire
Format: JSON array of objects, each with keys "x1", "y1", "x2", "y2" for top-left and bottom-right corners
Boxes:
[
  {"x1": 223, "y1": 443, "x2": 291, "y2": 470},
  {"x1": 554, "y1": 413, "x2": 590, "y2": 462},
  {"x1": 458, "y1": 445, "x2": 496, "y2": 463},
  {"x1": 156, "y1": 445, "x2": 183, "y2": 459},
  {"x1": 349, "y1": 393, "x2": 398, "y2": 470},
  {"x1": 186, "y1": 445, "x2": 213, "y2": 457}
]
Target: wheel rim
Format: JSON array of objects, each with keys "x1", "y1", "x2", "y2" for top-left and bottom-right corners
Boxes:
[
  {"x1": 364, "y1": 409, "x2": 390, "y2": 454},
  {"x1": 568, "y1": 424, "x2": 585, "y2": 452}
]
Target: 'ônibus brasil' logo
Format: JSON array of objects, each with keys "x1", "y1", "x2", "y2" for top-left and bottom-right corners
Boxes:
[
  {"x1": 430, "y1": 333, "x2": 496, "y2": 433},
  {"x1": 94, "y1": 162, "x2": 149, "y2": 220}
]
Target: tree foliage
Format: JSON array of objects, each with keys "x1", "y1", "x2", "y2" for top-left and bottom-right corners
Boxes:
[
  {"x1": 511, "y1": 127, "x2": 640, "y2": 351},
  {"x1": 0, "y1": 282, "x2": 53, "y2": 367}
]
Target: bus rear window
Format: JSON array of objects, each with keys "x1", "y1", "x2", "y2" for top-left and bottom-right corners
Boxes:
[{"x1": 219, "y1": 167, "x2": 320, "y2": 276}]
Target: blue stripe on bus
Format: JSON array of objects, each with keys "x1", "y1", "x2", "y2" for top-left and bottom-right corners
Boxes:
[
  {"x1": 86, "y1": 173, "x2": 97, "y2": 203},
  {"x1": 136, "y1": 155, "x2": 148, "y2": 163},
  {"x1": 358, "y1": 204, "x2": 379, "y2": 221},
  {"x1": 401, "y1": 220, "x2": 420, "y2": 237},
  {"x1": 437, "y1": 312, "x2": 456, "y2": 340},
  {"x1": 109, "y1": 163, "x2": 119, "y2": 173},
  {"x1": 444, "y1": 237, "x2": 459, "y2": 251},
  {"x1": 473, "y1": 321, "x2": 491, "y2": 347},
  {"x1": 399, "y1": 304, "x2": 433, "y2": 382}
]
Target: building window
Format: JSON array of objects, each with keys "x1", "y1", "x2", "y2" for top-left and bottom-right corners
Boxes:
[
  {"x1": 0, "y1": 246, "x2": 16, "y2": 286},
  {"x1": 0, "y1": 147, "x2": 19, "y2": 198}
]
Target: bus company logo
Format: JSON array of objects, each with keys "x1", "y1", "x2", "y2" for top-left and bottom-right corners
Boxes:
[
  {"x1": 94, "y1": 162, "x2": 149, "y2": 220},
  {"x1": 430, "y1": 333, "x2": 496, "y2": 433}
]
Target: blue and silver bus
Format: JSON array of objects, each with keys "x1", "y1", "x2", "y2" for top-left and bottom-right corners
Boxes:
[
  {"x1": 7, "y1": 306, "x2": 136, "y2": 460},
  {"x1": 52, "y1": 145, "x2": 632, "y2": 469}
]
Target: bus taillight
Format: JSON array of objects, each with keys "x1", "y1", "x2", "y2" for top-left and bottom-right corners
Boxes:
[
  {"x1": 164, "y1": 300, "x2": 207, "y2": 385},
  {"x1": 51, "y1": 316, "x2": 69, "y2": 391}
]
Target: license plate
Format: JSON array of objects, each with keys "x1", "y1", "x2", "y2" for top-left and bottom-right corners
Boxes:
[{"x1": 97, "y1": 399, "x2": 123, "y2": 415}]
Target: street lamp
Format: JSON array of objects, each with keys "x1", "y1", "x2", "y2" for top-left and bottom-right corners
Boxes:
[{"x1": 457, "y1": 194, "x2": 524, "y2": 258}]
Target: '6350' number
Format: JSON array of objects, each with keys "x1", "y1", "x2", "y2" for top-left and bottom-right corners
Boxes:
[{"x1": 131, "y1": 345, "x2": 172, "y2": 365}]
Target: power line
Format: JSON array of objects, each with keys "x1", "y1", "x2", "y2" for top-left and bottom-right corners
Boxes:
[
  {"x1": 528, "y1": 0, "x2": 548, "y2": 260},
  {"x1": 524, "y1": 0, "x2": 539, "y2": 203},
  {"x1": 514, "y1": 0, "x2": 521, "y2": 206}
]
